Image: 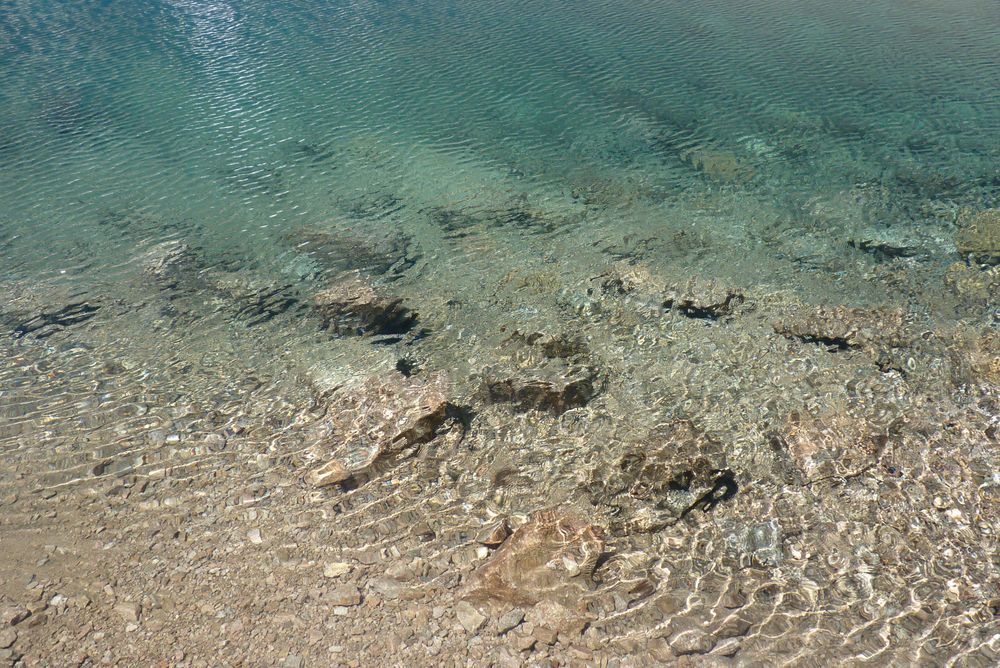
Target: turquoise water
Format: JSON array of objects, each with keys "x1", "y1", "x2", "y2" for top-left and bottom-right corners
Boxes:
[
  {"x1": 1, "y1": 3, "x2": 999, "y2": 664},
  {"x1": 2, "y1": 0, "x2": 999, "y2": 282}
]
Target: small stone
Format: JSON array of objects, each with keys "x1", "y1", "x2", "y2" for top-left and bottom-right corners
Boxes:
[
  {"x1": 0, "y1": 607, "x2": 29, "y2": 627},
  {"x1": 323, "y1": 562, "x2": 351, "y2": 578},
  {"x1": 497, "y1": 609, "x2": 525, "y2": 635},
  {"x1": 114, "y1": 601, "x2": 141, "y2": 623},
  {"x1": 283, "y1": 655, "x2": 304, "y2": 668},
  {"x1": 476, "y1": 519, "x2": 512, "y2": 548},
  {"x1": 327, "y1": 585, "x2": 361, "y2": 607},
  {"x1": 0, "y1": 629, "x2": 15, "y2": 649},
  {"x1": 669, "y1": 629, "x2": 716, "y2": 656},
  {"x1": 532, "y1": 626, "x2": 558, "y2": 646},
  {"x1": 369, "y1": 577, "x2": 406, "y2": 600},
  {"x1": 513, "y1": 633, "x2": 537, "y2": 652},
  {"x1": 384, "y1": 562, "x2": 413, "y2": 582},
  {"x1": 713, "y1": 638, "x2": 741, "y2": 657},
  {"x1": 455, "y1": 601, "x2": 487, "y2": 634},
  {"x1": 649, "y1": 638, "x2": 673, "y2": 661},
  {"x1": 247, "y1": 529, "x2": 263, "y2": 545}
]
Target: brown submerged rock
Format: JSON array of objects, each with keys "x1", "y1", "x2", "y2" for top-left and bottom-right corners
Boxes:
[
  {"x1": 306, "y1": 370, "x2": 454, "y2": 487},
  {"x1": 481, "y1": 363, "x2": 599, "y2": 414},
  {"x1": 463, "y1": 510, "x2": 605, "y2": 608},
  {"x1": 776, "y1": 410, "x2": 892, "y2": 482}
]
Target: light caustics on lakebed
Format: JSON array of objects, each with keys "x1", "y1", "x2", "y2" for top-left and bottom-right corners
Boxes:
[{"x1": 0, "y1": 0, "x2": 997, "y2": 665}]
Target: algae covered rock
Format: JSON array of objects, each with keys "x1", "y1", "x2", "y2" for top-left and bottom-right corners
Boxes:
[
  {"x1": 955, "y1": 208, "x2": 1000, "y2": 265},
  {"x1": 306, "y1": 370, "x2": 454, "y2": 487}
]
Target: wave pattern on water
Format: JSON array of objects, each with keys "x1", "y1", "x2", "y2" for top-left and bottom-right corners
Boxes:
[{"x1": 0, "y1": 1, "x2": 998, "y2": 665}]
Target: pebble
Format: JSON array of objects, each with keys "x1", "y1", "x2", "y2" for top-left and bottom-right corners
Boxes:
[
  {"x1": 322, "y1": 562, "x2": 351, "y2": 578},
  {"x1": 0, "y1": 629, "x2": 15, "y2": 649},
  {"x1": 247, "y1": 529, "x2": 264, "y2": 545},
  {"x1": 532, "y1": 626, "x2": 558, "y2": 646},
  {"x1": 0, "y1": 607, "x2": 29, "y2": 627},
  {"x1": 114, "y1": 601, "x2": 142, "y2": 623},
  {"x1": 513, "y1": 633, "x2": 537, "y2": 652},
  {"x1": 496, "y1": 609, "x2": 525, "y2": 635},
  {"x1": 327, "y1": 585, "x2": 361, "y2": 607},
  {"x1": 455, "y1": 601, "x2": 486, "y2": 634}
]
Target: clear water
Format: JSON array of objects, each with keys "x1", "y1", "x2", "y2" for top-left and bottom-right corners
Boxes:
[
  {"x1": 1, "y1": 1, "x2": 998, "y2": 664},
  {"x1": 2, "y1": 0, "x2": 999, "y2": 281}
]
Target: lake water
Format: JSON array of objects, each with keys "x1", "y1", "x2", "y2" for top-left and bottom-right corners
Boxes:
[{"x1": 1, "y1": 1, "x2": 998, "y2": 664}]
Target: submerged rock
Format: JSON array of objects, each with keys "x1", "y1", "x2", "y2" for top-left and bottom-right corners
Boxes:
[
  {"x1": 775, "y1": 410, "x2": 891, "y2": 482},
  {"x1": 680, "y1": 147, "x2": 755, "y2": 182},
  {"x1": 955, "y1": 208, "x2": 1000, "y2": 265},
  {"x1": 481, "y1": 364, "x2": 598, "y2": 415},
  {"x1": 306, "y1": 371, "x2": 454, "y2": 487},
  {"x1": 663, "y1": 277, "x2": 745, "y2": 319},
  {"x1": 312, "y1": 273, "x2": 417, "y2": 336},
  {"x1": 12, "y1": 301, "x2": 100, "y2": 339},
  {"x1": 601, "y1": 261, "x2": 666, "y2": 296},
  {"x1": 603, "y1": 264, "x2": 745, "y2": 319},
  {"x1": 944, "y1": 262, "x2": 1000, "y2": 303},
  {"x1": 773, "y1": 305, "x2": 908, "y2": 351},
  {"x1": 139, "y1": 240, "x2": 191, "y2": 283},
  {"x1": 284, "y1": 223, "x2": 416, "y2": 277},
  {"x1": 586, "y1": 420, "x2": 735, "y2": 534},
  {"x1": 848, "y1": 230, "x2": 927, "y2": 261},
  {"x1": 463, "y1": 510, "x2": 605, "y2": 607}
]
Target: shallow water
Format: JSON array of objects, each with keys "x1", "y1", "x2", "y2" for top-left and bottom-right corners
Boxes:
[
  {"x1": 1, "y1": 1, "x2": 998, "y2": 665},
  {"x1": 2, "y1": 0, "x2": 999, "y2": 279}
]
